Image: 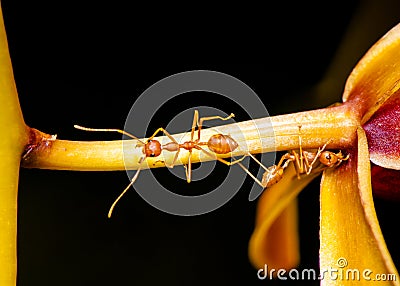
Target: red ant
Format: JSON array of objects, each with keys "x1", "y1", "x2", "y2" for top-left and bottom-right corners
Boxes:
[
  {"x1": 238, "y1": 127, "x2": 349, "y2": 189},
  {"x1": 74, "y1": 110, "x2": 244, "y2": 217}
]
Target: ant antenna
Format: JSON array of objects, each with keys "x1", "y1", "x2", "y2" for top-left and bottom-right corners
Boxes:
[{"x1": 74, "y1": 125, "x2": 146, "y2": 145}]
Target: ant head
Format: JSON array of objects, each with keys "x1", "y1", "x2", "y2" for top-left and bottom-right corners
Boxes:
[
  {"x1": 320, "y1": 151, "x2": 338, "y2": 167},
  {"x1": 144, "y1": 140, "x2": 162, "y2": 157}
]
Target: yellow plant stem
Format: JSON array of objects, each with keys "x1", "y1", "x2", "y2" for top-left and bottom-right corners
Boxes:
[
  {"x1": 23, "y1": 103, "x2": 359, "y2": 171},
  {"x1": 0, "y1": 4, "x2": 29, "y2": 286}
]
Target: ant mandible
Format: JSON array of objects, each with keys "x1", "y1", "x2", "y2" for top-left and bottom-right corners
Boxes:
[
  {"x1": 238, "y1": 127, "x2": 349, "y2": 189},
  {"x1": 74, "y1": 110, "x2": 244, "y2": 217}
]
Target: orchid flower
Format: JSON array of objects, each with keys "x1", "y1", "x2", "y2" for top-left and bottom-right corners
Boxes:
[{"x1": 249, "y1": 23, "x2": 400, "y2": 285}]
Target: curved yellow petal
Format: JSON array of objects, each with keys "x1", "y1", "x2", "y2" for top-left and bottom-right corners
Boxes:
[
  {"x1": 320, "y1": 127, "x2": 399, "y2": 285},
  {"x1": 249, "y1": 163, "x2": 319, "y2": 271},
  {"x1": 342, "y1": 22, "x2": 400, "y2": 124}
]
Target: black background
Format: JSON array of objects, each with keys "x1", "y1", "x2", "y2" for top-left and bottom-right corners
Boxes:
[{"x1": 1, "y1": 1, "x2": 400, "y2": 285}]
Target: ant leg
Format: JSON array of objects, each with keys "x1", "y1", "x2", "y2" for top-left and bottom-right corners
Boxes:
[
  {"x1": 197, "y1": 112, "x2": 235, "y2": 141},
  {"x1": 74, "y1": 125, "x2": 145, "y2": 144},
  {"x1": 246, "y1": 152, "x2": 270, "y2": 172},
  {"x1": 153, "y1": 154, "x2": 181, "y2": 168},
  {"x1": 302, "y1": 151, "x2": 314, "y2": 174},
  {"x1": 305, "y1": 139, "x2": 332, "y2": 175},
  {"x1": 197, "y1": 146, "x2": 245, "y2": 166},
  {"x1": 341, "y1": 153, "x2": 350, "y2": 161},
  {"x1": 280, "y1": 158, "x2": 292, "y2": 170},
  {"x1": 198, "y1": 113, "x2": 235, "y2": 128},
  {"x1": 237, "y1": 162, "x2": 265, "y2": 188},
  {"x1": 107, "y1": 164, "x2": 143, "y2": 218},
  {"x1": 229, "y1": 156, "x2": 247, "y2": 165},
  {"x1": 276, "y1": 153, "x2": 294, "y2": 170},
  {"x1": 147, "y1": 128, "x2": 179, "y2": 144},
  {"x1": 184, "y1": 150, "x2": 193, "y2": 183},
  {"x1": 290, "y1": 151, "x2": 302, "y2": 179},
  {"x1": 163, "y1": 149, "x2": 180, "y2": 169},
  {"x1": 191, "y1": 110, "x2": 199, "y2": 142},
  {"x1": 237, "y1": 152, "x2": 275, "y2": 188},
  {"x1": 297, "y1": 126, "x2": 304, "y2": 175}
]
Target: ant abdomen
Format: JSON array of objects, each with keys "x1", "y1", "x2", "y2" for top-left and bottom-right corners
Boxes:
[{"x1": 207, "y1": 134, "x2": 238, "y2": 154}]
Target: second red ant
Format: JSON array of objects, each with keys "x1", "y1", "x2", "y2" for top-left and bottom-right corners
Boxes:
[{"x1": 238, "y1": 127, "x2": 349, "y2": 189}]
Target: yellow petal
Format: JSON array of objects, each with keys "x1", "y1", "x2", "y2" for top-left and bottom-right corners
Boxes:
[
  {"x1": 248, "y1": 162, "x2": 319, "y2": 270},
  {"x1": 320, "y1": 127, "x2": 399, "y2": 285},
  {"x1": 342, "y1": 23, "x2": 400, "y2": 124}
]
